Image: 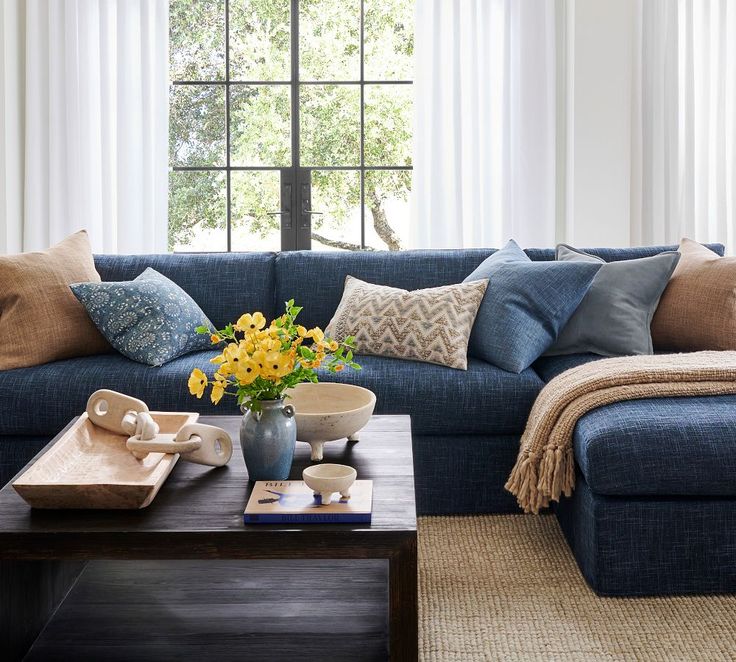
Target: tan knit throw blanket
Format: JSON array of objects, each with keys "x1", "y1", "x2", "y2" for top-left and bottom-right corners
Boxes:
[{"x1": 505, "y1": 351, "x2": 736, "y2": 514}]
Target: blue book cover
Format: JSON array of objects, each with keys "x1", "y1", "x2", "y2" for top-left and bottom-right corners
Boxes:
[{"x1": 244, "y1": 480, "x2": 373, "y2": 524}]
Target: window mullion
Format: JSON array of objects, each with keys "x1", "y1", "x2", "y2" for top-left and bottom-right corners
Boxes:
[
  {"x1": 360, "y1": 0, "x2": 365, "y2": 249},
  {"x1": 225, "y1": 0, "x2": 232, "y2": 252}
]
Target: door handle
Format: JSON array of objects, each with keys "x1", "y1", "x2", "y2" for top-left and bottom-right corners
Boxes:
[
  {"x1": 265, "y1": 210, "x2": 291, "y2": 216},
  {"x1": 302, "y1": 210, "x2": 324, "y2": 215}
]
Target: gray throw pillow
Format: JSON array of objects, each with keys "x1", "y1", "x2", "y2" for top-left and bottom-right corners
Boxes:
[{"x1": 545, "y1": 245, "x2": 681, "y2": 357}]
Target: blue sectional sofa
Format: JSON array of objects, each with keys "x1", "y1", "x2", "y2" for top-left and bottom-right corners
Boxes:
[{"x1": 1, "y1": 244, "x2": 733, "y2": 596}]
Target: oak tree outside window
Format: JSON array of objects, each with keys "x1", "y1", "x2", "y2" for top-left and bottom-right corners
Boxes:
[{"x1": 169, "y1": 0, "x2": 414, "y2": 252}]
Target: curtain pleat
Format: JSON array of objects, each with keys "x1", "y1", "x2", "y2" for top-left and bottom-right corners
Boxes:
[
  {"x1": 16, "y1": 0, "x2": 168, "y2": 254},
  {"x1": 411, "y1": 0, "x2": 557, "y2": 249},
  {"x1": 633, "y1": 0, "x2": 736, "y2": 253}
]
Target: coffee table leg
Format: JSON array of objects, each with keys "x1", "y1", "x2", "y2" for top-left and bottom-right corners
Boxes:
[
  {"x1": 388, "y1": 535, "x2": 418, "y2": 661},
  {"x1": 0, "y1": 559, "x2": 86, "y2": 660}
]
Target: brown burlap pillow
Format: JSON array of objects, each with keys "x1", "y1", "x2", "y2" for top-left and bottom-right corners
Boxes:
[
  {"x1": 325, "y1": 276, "x2": 488, "y2": 370},
  {"x1": 0, "y1": 231, "x2": 109, "y2": 369},
  {"x1": 651, "y1": 238, "x2": 736, "y2": 351}
]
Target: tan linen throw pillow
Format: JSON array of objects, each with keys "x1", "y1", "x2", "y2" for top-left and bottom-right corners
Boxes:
[
  {"x1": 651, "y1": 238, "x2": 736, "y2": 351},
  {"x1": 0, "y1": 231, "x2": 110, "y2": 369},
  {"x1": 325, "y1": 276, "x2": 488, "y2": 370}
]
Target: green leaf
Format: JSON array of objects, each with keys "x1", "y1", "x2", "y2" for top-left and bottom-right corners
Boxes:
[
  {"x1": 346, "y1": 350, "x2": 353, "y2": 361},
  {"x1": 349, "y1": 362, "x2": 361, "y2": 370},
  {"x1": 195, "y1": 325, "x2": 209, "y2": 334}
]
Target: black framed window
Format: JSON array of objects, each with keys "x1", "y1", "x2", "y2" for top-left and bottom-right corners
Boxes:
[{"x1": 169, "y1": 0, "x2": 414, "y2": 252}]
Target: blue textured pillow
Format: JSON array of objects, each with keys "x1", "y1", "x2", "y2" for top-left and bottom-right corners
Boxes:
[
  {"x1": 464, "y1": 240, "x2": 602, "y2": 373},
  {"x1": 71, "y1": 268, "x2": 213, "y2": 366}
]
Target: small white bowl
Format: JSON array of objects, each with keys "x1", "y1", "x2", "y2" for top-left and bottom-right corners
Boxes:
[
  {"x1": 287, "y1": 383, "x2": 376, "y2": 461},
  {"x1": 302, "y1": 463, "x2": 357, "y2": 506}
]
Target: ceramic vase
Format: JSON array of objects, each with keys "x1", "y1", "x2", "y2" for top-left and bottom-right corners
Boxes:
[{"x1": 239, "y1": 399, "x2": 296, "y2": 481}]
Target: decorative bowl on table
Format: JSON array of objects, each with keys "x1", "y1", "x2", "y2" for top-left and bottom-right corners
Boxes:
[
  {"x1": 303, "y1": 463, "x2": 358, "y2": 505},
  {"x1": 286, "y1": 383, "x2": 376, "y2": 461}
]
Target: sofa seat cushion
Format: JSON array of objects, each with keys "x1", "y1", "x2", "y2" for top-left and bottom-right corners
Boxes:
[
  {"x1": 0, "y1": 352, "x2": 230, "y2": 437},
  {"x1": 94, "y1": 253, "x2": 276, "y2": 329},
  {"x1": 574, "y1": 395, "x2": 736, "y2": 496},
  {"x1": 0, "y1": 352, "x2": 544, "y2": 437},
  {"x1": 316, "y1": 355, "x2": 543, "y2": 435}
]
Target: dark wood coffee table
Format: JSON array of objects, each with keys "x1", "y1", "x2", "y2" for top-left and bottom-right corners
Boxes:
[{"x1": 0, "y1": 415, "x2": 416, "y2": 661}]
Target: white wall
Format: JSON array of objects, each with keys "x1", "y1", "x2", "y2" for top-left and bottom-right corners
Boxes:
[{"x1": 562, "y1": 0, "x2": 636, "y2": 248}]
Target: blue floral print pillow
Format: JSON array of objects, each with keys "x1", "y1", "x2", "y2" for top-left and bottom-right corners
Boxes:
[{"x1": 71, "y1": 268, "x2": 213, "y2": 366}]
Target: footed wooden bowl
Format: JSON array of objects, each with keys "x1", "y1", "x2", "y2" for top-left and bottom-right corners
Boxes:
[
  {"x1": 286, "y1": 383, "x2": 376, "y2": 461},
  {"x1": 302, "y1": 463, "x2": 357, "y2": 505}
]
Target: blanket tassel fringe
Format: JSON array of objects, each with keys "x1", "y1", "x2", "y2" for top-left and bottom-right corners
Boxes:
[{"x1": 505, "y1": 445, "x2": 575, "y2": 514}]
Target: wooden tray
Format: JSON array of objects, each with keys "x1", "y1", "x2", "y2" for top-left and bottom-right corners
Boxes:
[{"x1": 13, "y1": 411, "x2": 198, "y2": 509}]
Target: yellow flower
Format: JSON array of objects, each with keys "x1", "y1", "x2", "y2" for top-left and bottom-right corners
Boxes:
[
  {"x1": 264, "y1": 351, "x2": 292, "y2": 379},
  {"x1": 239, "y1": 339, "x2": 256, "y2": 354},
  {"x1": 235, "y1": 312, "x2": 266, "y2": 333},
  {"x1": 188, "y1": 369, "x2": 208, "y2": 399},
  {"x1": 252, "y1": 350, "x2": 267, "y2": 373},
  {"x1": 334, "y1": 363, "x2": 345, "y2": 372},
  {"x1": 235, "y1": 359, "x2": 260, "y2": 385},
  {"x1": 328, "y1": 340, "x2": 339, "y2": 352},
  {"x1": 261, "y1": 337, "x2": 282, "y2": 352},
  {"x1": 316, "y1": 351, "x2": 326, "y2": 361},
  {"x1": 224, "y1": 343, "x2": 246, "y2": 371},
  {"x1": 211, "y1": 374, "x2": 228, "y2": 404},
  {"x1": 210, "y1": 333, "x2": 221, "y2": 344},
  {"x1": 307, "y1": 327, "x2": 324, "y2": 343},
  {"x1": 296, "y1": 325, "x2": 308, "y2": 337}
]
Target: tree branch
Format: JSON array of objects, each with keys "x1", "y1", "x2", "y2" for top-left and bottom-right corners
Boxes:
[
  {"x1": 311, "y1": 232, "x2": 377, "y2": 252},
  {"x1": 367, "y1": 189, "x2": 402, "y2": 251}
]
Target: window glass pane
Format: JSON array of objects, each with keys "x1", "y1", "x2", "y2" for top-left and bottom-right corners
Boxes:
[
  {"x1": 364, "y1": 170, "x2": 411, "y2": 250},
  {"x1": 364, "y1": 0, "x2": 414, "y2": 80},
  {"x1": 168, "y1": 171, "x2": 227, "y2": 251},
  {"x1": 230, "y1": 86, "x2": 291, "y2": 167},
  {"x1": 231, "y1": 171, "x2": 283, "y2": 251},
  {"x1": 310, "y1": 170, "x2": 362, "y2": 250},
  {"x1": 364, "y1": 84, "x2": 412, "y2": 166},
  {"x1": 300, "y1": 85, "x2": 360, "y2": 166},
  {"x1": 170, "y1": 85, "x2": 226, "y2": 167},
  {"x1": 230, "y1": 0, "x2": 290, "y2": 80},
  {"x1": 170, "y1": 0, "x2": 225, "y2": 81},
  {"x1": 299, "y1": 0, "x2": 360, "y2": 81}
]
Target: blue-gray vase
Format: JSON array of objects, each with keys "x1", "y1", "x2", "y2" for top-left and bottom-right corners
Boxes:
[{"x1": 239, "y1": 399, "x2": 296, "y2": 481}]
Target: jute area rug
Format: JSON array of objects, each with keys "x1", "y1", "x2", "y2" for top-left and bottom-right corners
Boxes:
[{"x1": 419, "y1": 515, "x2": 736, "y2": 661}]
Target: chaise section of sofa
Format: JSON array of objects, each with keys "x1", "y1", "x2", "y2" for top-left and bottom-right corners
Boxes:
[{"x1": 536, "y1": 352, "x2": 736, "y2": 596}]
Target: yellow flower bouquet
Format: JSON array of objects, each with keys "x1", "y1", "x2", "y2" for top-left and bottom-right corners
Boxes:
[{"x1": 187, "y1": 300, "x2": 359, "y2": 412}]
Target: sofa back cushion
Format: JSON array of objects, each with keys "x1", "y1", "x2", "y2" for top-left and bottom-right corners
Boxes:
[
  {"x1": 94, "y1": 253, "x2": 277, "y2": 328},
  {"x1": 275, "y1": 250, "x2": 494, "y2": 329},
  {"x1": 274, "y1": 245, "x2": 723, "y2": 331},
  {"x1": 92, "y1": 245, "x2": 725, "y2": 335}
]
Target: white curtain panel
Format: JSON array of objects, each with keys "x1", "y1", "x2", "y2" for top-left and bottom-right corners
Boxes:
[
  {"x1": 632, "y1": 0, "x2": 736, "y2": 253},
  {"x1": 411, "y1": 0, "x2": 557, "y2": 249},
  {"x1": 3, "y1": 0, "x2": 168, "y2": 254}
]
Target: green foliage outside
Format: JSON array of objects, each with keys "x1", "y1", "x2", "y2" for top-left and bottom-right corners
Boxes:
[{"x1": 169, "y1": 0, "x2": 413, "y2": 251}]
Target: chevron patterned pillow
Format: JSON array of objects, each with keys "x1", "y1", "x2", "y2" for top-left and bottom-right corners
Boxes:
[{"x1": 325, "y1": 276, "x2": 488, "y2": 370}]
